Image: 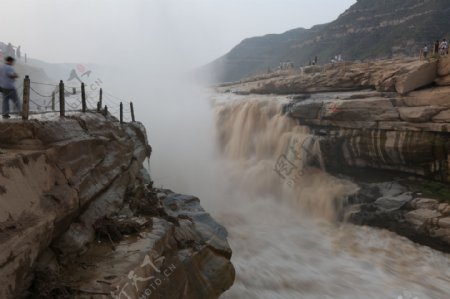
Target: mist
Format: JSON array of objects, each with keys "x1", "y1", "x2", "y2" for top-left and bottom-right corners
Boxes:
[
  {"x1": 8, "y1": 1, "x2": 450, "y2": 298},
  {"x1": 1, "y1": 0, "x2": 357, "y2": 196}
]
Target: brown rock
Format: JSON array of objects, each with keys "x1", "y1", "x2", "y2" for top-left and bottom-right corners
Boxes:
[
  {"x1": 438, "y1": 203, "x2": 450, "y2": 215},
  {"x1": 410, "y1": 198, "x2": 439, "y2": 210},
  {"x1": 398, "y1": 106, "x2": 445, "y2": 123},
  {"x1": 0, "y1": 115, "x2": 141, "y2": 298},
  {"x1": 395, "y1": 60, "x2": 437, "y2": 95},
  {"x1": 402, "y1": 86, "x2": 450, "y2": 107},
  {"x1": 437, "y1": 56, "x2": 450, "y2": 76},
  {"x1": 432, "y1": 109, "x2": 450, "y2": 123},
  {"x1": 405, "y1": 209, "x2": 441, "y2": 227},
  {"x1": 438, "y1": 217, "x2": 450, "y2": 229},
  {"x1": 435, "y1": 74, "x2": 450, "y2": 86}
]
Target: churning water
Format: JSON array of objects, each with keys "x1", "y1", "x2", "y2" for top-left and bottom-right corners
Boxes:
[{"x1": 150, "y1": 91, "x2": 450, "y2": 299}]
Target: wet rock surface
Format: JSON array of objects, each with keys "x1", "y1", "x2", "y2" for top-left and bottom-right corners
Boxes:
[
  {"x1": 0, "y1": 113, "x2": 234, "y2": 299},
  {"x1": 31, "y1": 187, "x2": 235, "y2": 299},
  {"x1": 347, "y1": 179, "x2": 450, "y2": 253}
]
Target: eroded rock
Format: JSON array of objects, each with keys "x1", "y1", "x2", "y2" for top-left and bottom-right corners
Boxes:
[{"x1": 0, "y1": 113, "x2": 234, "y2": 299}]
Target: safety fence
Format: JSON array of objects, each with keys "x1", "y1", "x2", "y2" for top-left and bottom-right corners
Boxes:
[{"x1": 19, "y1": 75, "x2": 136, "y2": 123}]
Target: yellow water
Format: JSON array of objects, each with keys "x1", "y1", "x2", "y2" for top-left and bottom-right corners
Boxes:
[{"x1": 151, "y1": 92, "x2": 450, "y2": 299}]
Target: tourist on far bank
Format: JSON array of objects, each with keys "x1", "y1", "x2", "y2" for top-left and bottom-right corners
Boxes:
[
  {"x1": 0, "y1": 56, "x2": 21, "y2": 119},
  {"x1": 442, "y1": 38, "x2": 448, "y2": 55},
  {"x1": 6, "y1": 43, "x2": 15, "y2": 58},
  {"x1": 440, "y1": 39, "x2": 449, "y2": 56},
  {"x1": 422, "y1": 44, "x2": 429, "y2": 59},
  {"x1": 314, "y1": 56, "x2": 318, "y2": 65},
  {"x1": 434, "y1": 40, "x2": 440, "y2": 54},
  {"x1": 16, "y1": 46, "x2": 21, "y2": 60}
]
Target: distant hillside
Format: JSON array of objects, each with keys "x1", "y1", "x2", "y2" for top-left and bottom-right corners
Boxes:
[{"x1": 203, "y1": 0, "x2": 450, "y2": 83}]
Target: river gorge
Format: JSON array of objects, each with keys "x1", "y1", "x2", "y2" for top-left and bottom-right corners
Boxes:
[
  {"x1": 149, "y1": 93, "x2": 450, "y2": 298},
  {"x1": 150, "y1": 58, "x2": 450, "y2": 298}
]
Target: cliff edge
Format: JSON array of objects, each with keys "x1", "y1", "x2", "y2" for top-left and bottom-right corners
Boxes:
[{"x1": 0, "y1": 113, "x2": 234, "y2": 298}]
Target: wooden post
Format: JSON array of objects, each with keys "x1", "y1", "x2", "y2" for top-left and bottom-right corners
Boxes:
[
  {"x1": 97, "y1": 101, "x2": 101, "y2": 112},
  {"x1": 22, "y1": 76, "x2": 30, "y2": 120},
  {"x1": 99, "y1": 88, "x2": 103, "y2": 110},
  {"x1": 120, "y1": 102, "x2": 123, "y2": 124},
  {"x1": 59, "y1": 80, "x2": 65, "y2": 117},
  {"x1": 81, "y1": 83, "x2": 86, "y2": 113},
  {"x1": 72, "y1": 87, "x2": 76, "y2": 94},
  {"x1": 103, "y1": 105, "x2": 108, "y2": 117},
  {"x1": 51, "y1": 91, "x2": 55, "y2": 111},
  {"x1": 130, "y1": 102, "x2": 135, "y2": 122}
]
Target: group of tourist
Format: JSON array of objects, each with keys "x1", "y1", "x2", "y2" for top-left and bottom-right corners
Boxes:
[
  {"x1": 0, "y1": 42, "x2": 25, "y2": 63},
  {"x1": 422, "y1": 38, "x2": 449, "y2": 58}
]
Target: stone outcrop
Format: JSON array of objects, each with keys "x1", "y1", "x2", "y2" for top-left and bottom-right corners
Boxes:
[
  {"x1": 0, "y1": 113, "x2": 234, "y2": 299},
  {"x1": 56, "y1": 190, "x2": 235, "y2": 299},
  {"x1": 217, "y1": 59, "x2": 442, "y2": 96},
  {"x1": 348, "y1": 181, "x2": 450, "y2": 252},
  {"x1": 281, "y1": 87, "x2": 450, "y2": 183}
]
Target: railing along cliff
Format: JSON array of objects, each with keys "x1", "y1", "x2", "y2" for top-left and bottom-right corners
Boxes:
[{"x1": 18, "y1": 75, "x2": 136, "y2": 123}]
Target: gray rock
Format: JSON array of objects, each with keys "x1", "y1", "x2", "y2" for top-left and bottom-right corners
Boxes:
[{"x1": 375, "y1": 192, "x2": 413, "y2": 212}]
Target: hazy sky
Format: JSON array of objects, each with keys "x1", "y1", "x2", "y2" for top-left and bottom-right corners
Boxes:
[{"x1": 1, "y1": 0, "x2": 356, "y2": 69}]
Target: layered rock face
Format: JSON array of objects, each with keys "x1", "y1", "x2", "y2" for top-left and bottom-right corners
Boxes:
[
  {"x1": 0, "y1": 113, "x2": 234, "y2": 298},
  {"x1": 289, "y1": 59, "x2": 450, "y2": 250},
  {"x1": 345, "y1": 180, "x2": 450, "y2": 252},
  {"x1": 218, "y1": 58, "x2": 450, "y2": 182},
  {"x1": 267, "y1": 58, "x2": 450, "y2": 182}
]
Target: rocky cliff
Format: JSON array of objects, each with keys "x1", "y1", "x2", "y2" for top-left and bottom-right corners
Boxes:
[
  {"x1": 204, "y1": 0, "x2": 450, "y2": 83},
  {"x1": 0, "y1": 113, "x2": 234, "y2": 298},
  {"x1": 216, "y1": 56, "x2": 450, "y2": 252}
]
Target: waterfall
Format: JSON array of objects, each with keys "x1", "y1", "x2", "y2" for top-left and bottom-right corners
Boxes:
[
  {"x1": 214, "y1": 97, "x2": 358, "y2": 221},
  {"x1": 207, "y1": 94, "x2": 450, "y2": 299}
]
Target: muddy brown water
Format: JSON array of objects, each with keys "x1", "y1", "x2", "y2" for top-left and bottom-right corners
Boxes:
[{"x1": 150, "y1": 93, "x2": 450, "y2": 299}]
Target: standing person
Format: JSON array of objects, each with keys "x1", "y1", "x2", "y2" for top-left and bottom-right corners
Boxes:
[
  {"x1": 423, "y1": 44, "x2": 429, "y2": 58},
  {"x1": 434, "y1": 40, "x2": 440, "y2": 54},
  {"x1": 16, "y1": 46, "x2": 21, "y2": 60},
  {"x1": 439, "y1": 39, "x2": 447, "y2": 56},
  {"x1": 6, "y1": 43, "x2": 14, "y2": 58},
  {"x1": 0, "y1": 57, "x2": 21, "y2": 118}
]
